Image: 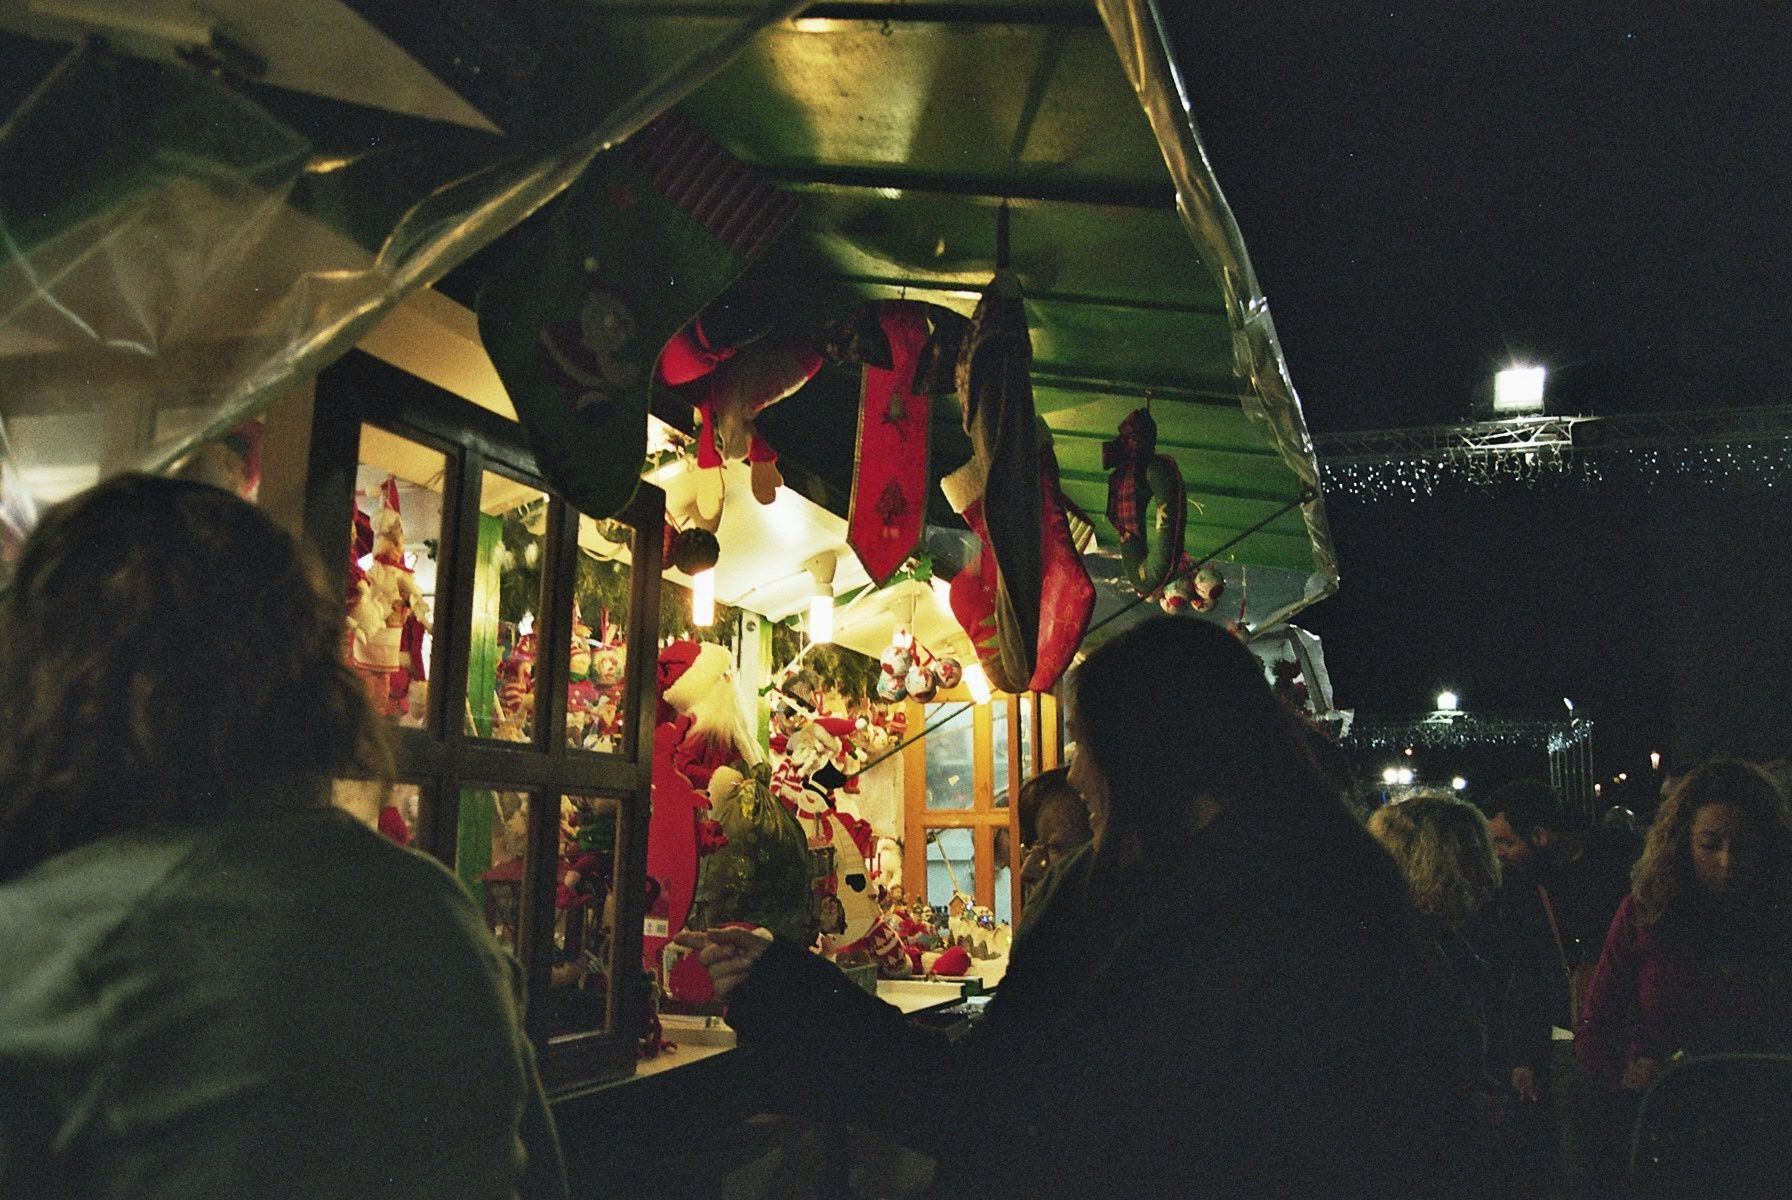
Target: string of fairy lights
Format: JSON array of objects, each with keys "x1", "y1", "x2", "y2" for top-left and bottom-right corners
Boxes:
[
  {"x1": 1315, "y1": 404, "x2": 1792, "y2": 501},
  {"x1": 1321, "y1": 441, "x2": 1792, "y2": 501},
  {"x1": 1345, "y1": 715, "x2": 1595, "y2": 753}
]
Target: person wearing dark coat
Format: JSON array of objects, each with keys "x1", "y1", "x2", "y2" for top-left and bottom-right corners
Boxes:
[{"x1": 682, "y1": 617, "x2": 1474, "y2": 1199}]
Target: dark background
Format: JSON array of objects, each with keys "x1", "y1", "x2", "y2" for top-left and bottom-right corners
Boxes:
[{"x1": 1161, "y1": 3, "x2": 1792, "y2": 808}]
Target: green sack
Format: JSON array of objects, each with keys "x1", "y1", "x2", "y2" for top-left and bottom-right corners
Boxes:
[{"x1": 693, "y1": 762, "x2": 814, "y2": 945}]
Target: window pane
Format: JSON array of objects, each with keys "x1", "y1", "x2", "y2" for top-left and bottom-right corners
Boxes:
[
  {"x1": 1018, "y1": 695, "x2": 1035, "y2": 784},
  {"x1": 994, "y1": 863, "x2": 1013, "y2": 925},
  {"x1": 568, "y1": 514, "x2": 632, "y2": 753},
  {"x1": 991, "y1": 701, "x2": 1013, "y2": 812},
  {"x1": 468, "y1": 473, "x2": 548, "y2": 743},
  {"x1": 550, "y1": 795, "x2": 619, "y2": 1040},
  {"x1": 348, "y1": 427, "x2": 447, "y2": 730},
  {"x1": 332, "y1": 780, "x2": 423, "y2": 848},
  {"x1": 925, "y1": 827, "x2": 974, "y2": 909},
  {"x1": 456, "y1": 788, "x2": 531, "y2": 954},
  {"x1": 923, "y1": 704, "x2": 975, "y2": 810}
]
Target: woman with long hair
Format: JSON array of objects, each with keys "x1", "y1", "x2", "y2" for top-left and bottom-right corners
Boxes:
[
  {"x1": 681, "y1": 617, "x2": 1470, "y2": 1198},
  {"x1": 1575, "y1": 758, "x2": 1792, "y2": 1093},
  {"x1": 1369, "y1": 792, "x2": 1508, "y2": 1183},
  {"x1": 0, "y1": 475, "x2": 566, "y2": 1199}
]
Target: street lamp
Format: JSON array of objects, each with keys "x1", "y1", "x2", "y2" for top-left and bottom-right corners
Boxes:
[{"x1": 1436, "y1": 690, "x2": 1459, "y2": 712}]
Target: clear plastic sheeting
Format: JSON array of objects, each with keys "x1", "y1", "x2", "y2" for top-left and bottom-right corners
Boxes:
[
  {"x1": 0, "y1": 0, "x2": 808, "y2": 571},
  {"x1": 1095, "y1": 0, "x2": 1340, "y2": 627}
]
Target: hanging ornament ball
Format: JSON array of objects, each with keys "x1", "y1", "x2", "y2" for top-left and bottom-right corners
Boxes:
[
  {"x1": 669, "y1": 527, "x2": 721, "y2": 575},
  {"x1": 932, "y1": 657, "x2": 963, "y2": 689},
  {"x1": 1192, "y1": 566, "x2": 1226, "y2": 608},
  {"x1": 876, "y1": 672, "x2": 907, "y2": 703},
  {"x1": 905, "y1": 663, "x2": 938, "y2": 703},
  {"x1": 1159, "y1": 576, "x2": 1193, "y2": 615}
]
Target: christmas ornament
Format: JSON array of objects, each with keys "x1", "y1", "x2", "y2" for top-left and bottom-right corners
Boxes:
[
  {"x1": 667, "y1": 526, "x2": 721, "y2": 575},
  {"x1": 1103, "y1": 407, "x2": 1189, "y2": 598}
]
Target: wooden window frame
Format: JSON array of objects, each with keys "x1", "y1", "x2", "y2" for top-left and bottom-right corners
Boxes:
[
  {"x1": 902, "y1": 689, "x2": 1061, "y2": 922},
  {"x1": 306, "y1": 351, "x2": 663, "y2": 1093}
]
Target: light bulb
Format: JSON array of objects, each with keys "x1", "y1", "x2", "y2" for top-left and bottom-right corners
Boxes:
[
  {"x1": 690, "y1": 569, "x2": 715, "y2": 627},
  {"x1": 808, "y1": 593, "x2": 834, "y2": 645},
  {"x1": 964, "y1": 663, "x2": 992, "y2": 705}
]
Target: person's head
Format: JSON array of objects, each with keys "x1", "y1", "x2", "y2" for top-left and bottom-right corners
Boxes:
[
  {"x1": 0, "y1": 474, "x2": 389, "y2": 881},
  {"x1": 1368, "y1": 792, "x2": 1502, "y2": 931},
  {"x1": 1632, "y1": 758, "x2": 1792, "y2": 922},
  {"x1": 1065, "y1": 617, "x2": 1341, "y2": 871},
  {"x1": 1481, "y1": 779, "x2": 1571, "y2": 875},
  {"x1": 1017, "y1": 766, "x2": 1092, "y2": 894}
]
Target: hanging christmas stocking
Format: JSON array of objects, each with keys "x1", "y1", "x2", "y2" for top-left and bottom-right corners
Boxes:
[
  {"x1": 957, "y1": 274, "x2": 1044, "y2": 690},
  {"x1": 478, "y1": 112, "x2": 798, "y2": 519},
  {"x1": 943, "y1": 437, "x2": 1094, "y2": 695},
  {"x1": 848, "y1": 300, "x2": 932, "y2": 584}
]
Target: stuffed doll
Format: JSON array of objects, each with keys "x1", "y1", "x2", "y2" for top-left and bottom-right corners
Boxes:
[{"x1": 347, "y1": 478, "x2": 432, "y2": 717}]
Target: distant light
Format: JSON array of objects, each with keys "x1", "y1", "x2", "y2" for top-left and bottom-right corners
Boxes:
[
  {"x1": 1382, "y1": 767, "x2": 1401, "y2": 785},
  {"x1": 964, "y1": 662, "x2": 993, "y2": 706},
  {"x1": 1436, "y1": 690, "x2": 1459, "y2": 712},
  {"x1": 1617, "y1": 772, "x2": 1628, "y2": 782},
  {"x1": 1396, "y1": 767, "x2": 1415, "y2": 786},
  {"x1": 808, "y1": 594, "x2": 834, "y2": 645},
  {"x1": 1494, "y1": 365, "x2": 1548, "y2": 412},
  {"x1": 1404, "y1": 746, "x2": 1415, "y2": 757},
  {"x1": 1563, "y1": 697, "x2": 1575, "y2": 712},
  {"x1": 1650, "y1": 751, "x2": 1662, "y2": 771},
  {"x1": 690, "y1": 569, "x2": 715, "y2": 627},
  {"x1": 1594, "y1": 782, "x2": 1603, "y2": 796},
  {"x1": 1451, "y1": 776, "x2": 1468, "y2": 791}
]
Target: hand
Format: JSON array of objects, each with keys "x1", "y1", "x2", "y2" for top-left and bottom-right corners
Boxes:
[
  {"x1": 673, "y1": 927, "x2": 771, "y2": 1001},
  {"x1": 1620, "y1": 1056, "x2": 1661, "y2": 1093},
  {"x1": 1511, "y1": 1066, "x2": 1540, "y2": 1102}
]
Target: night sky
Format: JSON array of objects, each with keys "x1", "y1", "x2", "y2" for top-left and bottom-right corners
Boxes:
[{"x1": 1163, "y1": 4, "x2": 1792, "y2": 798}]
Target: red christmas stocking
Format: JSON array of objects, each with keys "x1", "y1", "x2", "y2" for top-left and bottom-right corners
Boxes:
[{"x1": 848, "y1": 301, "x2": 932, "y2": 584}]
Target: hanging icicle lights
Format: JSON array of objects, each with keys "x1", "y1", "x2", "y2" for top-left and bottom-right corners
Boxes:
[{"x1": 1317, "y1": 408, "x2": 1792, "y2": 501}]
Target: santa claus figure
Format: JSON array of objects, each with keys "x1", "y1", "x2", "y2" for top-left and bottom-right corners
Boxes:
[{"x1": 643, "y1": 641, "x2": 762, "y2": 975}]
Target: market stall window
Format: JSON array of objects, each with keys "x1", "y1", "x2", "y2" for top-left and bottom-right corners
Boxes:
[
  {"x1": 925, "y1": 826, "x2": 975, "y2": 910},
  {"x1": 922, "y1": 703, "x2": 976, "y2": 810},
  {"x1": 548, "y1": 794, "x2": 622, "y2": 1042},
  {"x1": 347, "y1": 426, "x2": 446, "y2": 731},
  {"x1": 456, "y1": 786, "x2": 533, "y2": 953},
  {"x1": 568, "y1": 514, "x2": 632, "y2": 754},
  {"x1": 469, "y1": 472, "x2": 549, "y2": 744}
]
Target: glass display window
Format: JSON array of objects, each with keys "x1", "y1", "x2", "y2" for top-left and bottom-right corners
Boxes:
[
  {"x1": 568, "y1": 515, "x2": 632, "y2": 754},
  {"x1": 469, "y1": 472, "x2": 549, "y2": 745},
  {"x1": 309, "y1": 349, "x2": 664, "y2": 1091},
  {"x1": 456, "y1": 786, "x2": 532, "y2": 954},
  {"x1": 548, "y1": 794, "x2": 623, "y2": 1042},
  {"x1": 347, "y1": 426, "x2": 448, "y2": 731}
]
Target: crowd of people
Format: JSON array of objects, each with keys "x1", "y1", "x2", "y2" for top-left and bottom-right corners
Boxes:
[{"x1": 3, "y1": 473, "x2": 1791, "y2": 1198}]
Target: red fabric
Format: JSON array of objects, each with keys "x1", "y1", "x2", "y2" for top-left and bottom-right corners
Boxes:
[
  {"x1": 948, "y1": 448, "x2": 1094, "y2": 694},
  {"x1": 1028, "y1": 446, "x2": 1095, "y2": 693},
  {"x1": 949, "y1": 494, "x2": 1008, "y2": 690},
  {"x1": 376, "y1": 805, "x2": 412, "y2": 846},
  {"x1": 931, "y1": 945, "x2": 971, "y2": 977},
  {"x1": 1575, "y1": 894, "x2": 1792, "y2": 1089},
  {"x1": 643, "y1": 716, "x2": 711, "y2": 973},
  {"x1": 848, "y1": 301, "x2": 932, "y2": 585},
  {"x1": 657, "y1": 320, "x2": 736, "y2": 386},
  {"x1": 1103, "y1": 407, "x2": 1155, "y2": 541}
]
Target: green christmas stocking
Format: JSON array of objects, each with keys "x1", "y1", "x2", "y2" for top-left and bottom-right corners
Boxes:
[{"x1": 477, "y1": 112, "x2": 797, "y2": 519}]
